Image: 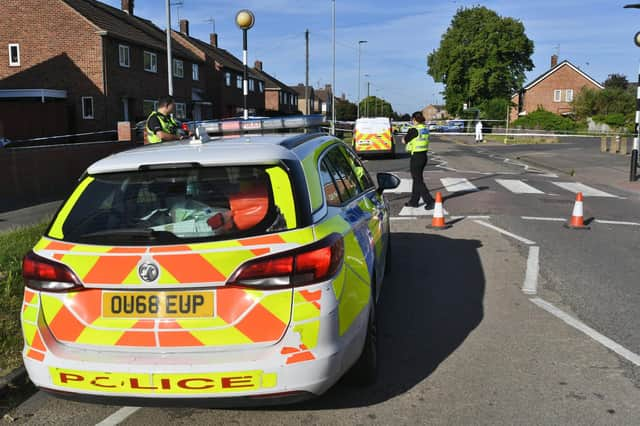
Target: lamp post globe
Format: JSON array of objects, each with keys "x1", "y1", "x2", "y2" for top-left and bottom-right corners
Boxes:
[{"x1": 235, "y1": 10, "x2": 255, "y2": 30}]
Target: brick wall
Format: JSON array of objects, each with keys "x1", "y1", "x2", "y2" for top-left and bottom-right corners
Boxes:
[
  {"x1": 0, "y1": 0, "x2": 104, "y2": 134},
  {"x1": 103, "y1": 38, "x2": 206, "y2": 125},
  {"x1": 510, "y1": 64, "x2": 601, "y2": 122},
  {"x1": 0, "y1": 141, "x2": 135, "y2": 211}
]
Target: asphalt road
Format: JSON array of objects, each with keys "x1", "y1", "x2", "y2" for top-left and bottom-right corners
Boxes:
[{"x1": 3, "y1": 136, "x2": 640, "y2": 425}]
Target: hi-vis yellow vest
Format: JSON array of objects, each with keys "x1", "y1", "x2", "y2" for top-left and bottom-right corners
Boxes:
[
  {"x1": 406, "y1": 124, "x2": 429, "y2": 154},
  {"x1": 146, "y1": 111, "x2": 179, "y2": 144}
]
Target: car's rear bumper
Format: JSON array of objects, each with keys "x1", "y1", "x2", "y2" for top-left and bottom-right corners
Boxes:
[{"x1": 23, "y1": 281, "x2": 370, "y2": 402}]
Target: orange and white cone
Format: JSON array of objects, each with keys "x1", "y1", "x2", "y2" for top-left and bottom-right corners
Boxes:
[
  {"x1": 428, "y1": 192, "x2": 450, "y2": 230},
  {"x1": 565, "y1": 192, "x2": 590, "y2": 230}
]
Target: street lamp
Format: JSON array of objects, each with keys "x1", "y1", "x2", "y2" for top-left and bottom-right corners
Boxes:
[
  {"x1": 357, "y1": 40, "x2": 368, "y2": 118},
  {"x1": 165, "y1": 0, "x2": 173, "y2": 96},
  {"x1": 364, "y1": 74, "x2": 371, "y2": 117},
  {"x1": 236, "y1": 9, "x2": 255, "y2": 120},
  {"x1": 624, "y1": 3, "x2": 640, "y2": 181}
]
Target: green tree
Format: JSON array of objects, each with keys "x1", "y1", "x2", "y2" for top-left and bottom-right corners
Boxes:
[
  {"x1": 334, "y1": 99, "x2": 357, "y2": 121},
  {"x1": 604, "y1": 73, "x2": 629, "y2": 91},
  {"x1": 479, "y1": 98, "x2": 511, "y2": 121},
  {"x1": 358, "y1": 96, "x2": 394, "y2": 118},
  {"x1": 427, "y1": 6, "x2": 534, "y2": 117}
]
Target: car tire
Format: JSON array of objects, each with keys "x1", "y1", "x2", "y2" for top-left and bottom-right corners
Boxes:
[{"x1": 347, "y1": 299, "x2": 378, "y2": 386}]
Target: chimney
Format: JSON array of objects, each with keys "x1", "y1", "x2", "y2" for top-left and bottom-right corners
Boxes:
[
  {"x1": 210, "y1": 33, "x2": 218, "y2": 48},
  {"x1": 254, "y1": 60, "x2": 263, "y2": 71},
  {"x1": 179, "y1": 19, "x2": 189, "y2": 36},
  {"x1": 551, "y1": 54, "x2": 558, "y2": 68},
  {"x1": 121, "y1": 0, "x2": 134, "y2": 15}
]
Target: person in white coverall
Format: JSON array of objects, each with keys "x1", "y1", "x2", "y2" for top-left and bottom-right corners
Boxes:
[{"x1": 475, "y1": 120, "x2": 483, "y2": 143}]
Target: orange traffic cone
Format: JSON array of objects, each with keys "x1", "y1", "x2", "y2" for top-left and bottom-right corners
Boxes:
[
  {"x1": 565, "y1": 192, "x2": 590, "y2": 230},
  {"x1": 427, "y1": 192, "x2": 450, "y2": 230}
]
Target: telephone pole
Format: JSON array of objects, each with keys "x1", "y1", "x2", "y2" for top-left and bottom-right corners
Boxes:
[
  {"x1": 165, "y1": 0, "x2": 173, "y2": 96},
  {"x1": 305, "y1": 29, "x2": 310, "y2": 115}
]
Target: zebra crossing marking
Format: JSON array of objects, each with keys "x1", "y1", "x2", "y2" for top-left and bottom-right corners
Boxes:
[
  {"x1": 551, "y1": 182, "x2": 618, "y2": 198},
  {"x1": 496, "y1": 179, "x2": 545, "y2": 194},
  {"x1": 440, "y1": 177, "x2": 478, "y2": 193}
]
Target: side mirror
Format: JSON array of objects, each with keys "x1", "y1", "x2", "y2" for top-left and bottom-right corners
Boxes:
[{"x1": 376, "y1": 172, "x2": 401, "y2": 194}]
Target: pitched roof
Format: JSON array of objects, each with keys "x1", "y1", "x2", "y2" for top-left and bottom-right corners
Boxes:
[
  {"x1": 173, "y1": 31, "x2": 263, "y2": 80},
  {"x1": 252, "y1": 67, "x2": 292, "y2": 92},
  {"x1": 315, "y1": 88, "x2": 332, "y2": 102},
  {"x1": 292, "y1": 84, "x2": 314, "y2": 98},
  {"x1": 62, "y1": 0, "x2": 200, "y2": 61},
  {"x1": 519, "y1": 60, "x2": 604, "y2": 94}
]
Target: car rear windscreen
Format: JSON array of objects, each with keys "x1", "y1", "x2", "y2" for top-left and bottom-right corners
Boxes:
[{"x1": 50, "y1": 166, "x2": 297, "y2": 245}]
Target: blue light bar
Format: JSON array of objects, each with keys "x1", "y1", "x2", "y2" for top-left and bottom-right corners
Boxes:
[{"x1": 191, "y1": 115, "x2": 325, "y2": 137}]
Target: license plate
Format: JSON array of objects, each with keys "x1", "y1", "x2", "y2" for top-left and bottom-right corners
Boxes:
[
  {"x1": 102, "y1": 291, "x2": 214, "y2": 319},
  {"x1": 358, "y1": 140, "x2": 371, "y2": 145}
]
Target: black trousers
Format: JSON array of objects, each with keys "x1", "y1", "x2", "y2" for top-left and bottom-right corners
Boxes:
[{"x1": 409, "y1": 151, "x2": 434, "y2": 205}]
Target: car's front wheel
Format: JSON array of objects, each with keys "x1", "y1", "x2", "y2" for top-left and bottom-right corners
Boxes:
[{"x1": 348, "y1": 301, "x2": 378, "y2": 386}]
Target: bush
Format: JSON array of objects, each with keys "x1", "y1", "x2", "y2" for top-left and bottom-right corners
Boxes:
[{"x1": 512, "y1": 108, "x2": 580, "y2": 132}]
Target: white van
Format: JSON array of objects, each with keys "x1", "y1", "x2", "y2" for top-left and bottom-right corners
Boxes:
[{"x1": 353, "y1": 118, "x2": 394, "y2": 157}]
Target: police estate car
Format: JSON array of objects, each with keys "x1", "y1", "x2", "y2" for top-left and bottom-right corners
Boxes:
[{"x1": 21, "y1": 115, "x2": 400, "y2": 404}]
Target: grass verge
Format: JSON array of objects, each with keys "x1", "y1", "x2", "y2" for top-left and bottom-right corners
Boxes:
[{"x1": 0, "y1": 223, "x2": 48, "y2": 376}]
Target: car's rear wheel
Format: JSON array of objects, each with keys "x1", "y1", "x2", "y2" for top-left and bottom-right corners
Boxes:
[{"x1": 347, "y1": 299, "x2": 378, "y2": 386}]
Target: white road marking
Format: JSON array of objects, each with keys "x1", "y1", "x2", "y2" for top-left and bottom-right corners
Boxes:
[
  {"x1": 552, "y1": 182, "x2": 618, "y2": 198},
  {"x1": 473, "y1": 220, "x2": 536, "y2": 245},
  {"x1": 522, "y1": 246, "x2": 540, "y2": 295},
  {"x1": 95, "y1": 407, "x2": 141, "y2": 426},
  {"x1": 390, "y1": 217, "x2": 415, "y2": 221},
  {"x1": 399, "y1": 205, "x2": 448, "y2": 217},
  {"x1": 440, "y1": 177, "x2": 478, "y2": 193},
  {"x1": 531, "y1": 298, "x2": 640, "y2": 367},
  {"x1": 385, "y1": 178, "x2": 412, "y2": 193},
  {"x1": 465, "y1": 215, "x2": 491, "y2": 219},
  {"x1": 595, "y1": 219, "x2": 640, "y2": 226},
  {"x1": 521, "y1": 216, "x2": 566, "y2": 222},
  {"x1": 496, "y1": 179, "x2": 544, "y2": 194}
]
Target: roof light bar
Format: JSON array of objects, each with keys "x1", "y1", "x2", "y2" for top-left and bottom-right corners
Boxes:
[{"x1": 192, "y1": 114, "x2": 325, "y2": 136}]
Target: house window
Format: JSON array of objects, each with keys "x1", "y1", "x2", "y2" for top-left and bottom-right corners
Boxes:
[
  {"x1": 249, "y1": 79, "x2": 255, "y2": 92},
  {"x1": 236, "y1": 75, "x2": 243, "y2": 89},
  {"x1": 118, "y1": 44, "x2": 130, "y2": 68},
  {"x1": 175, "y1": 102, "x2": 186, "y2": 119},
  {"x1": 192, "y1": 63, "x2": 199, "y2": 81},
  {"x1": 553, "y1": 89, "x2": 562, "y2": 103},
  {"x1": 144, "y1": 51, "x2": 157, "y2": 72},
  {"x1": 225, "y1": 72, "x2": 231, "y2": 87},
  {"x1": 143, "y1": 99, "x2": 158, "y2": 116},
  {"x1": 258, "y1": 81, "x2": 264, "y2": 93},
  {"x1": 173, "y1": 59, "x2": 184, "y2": 78},
  {"x1": 81, "y1": 97, "x2": 94, "y2": 119},
  {"x1": 8, "y1": 44, "x2": 20, "y2": 67},
  {"x1": 565, "y1": 89, "x2": 574, "y2": 102}
]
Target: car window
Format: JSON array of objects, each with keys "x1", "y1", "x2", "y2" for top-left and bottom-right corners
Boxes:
[
  {"x1": 319, "y1": 159, "x2": 342, "y2": 207},
  {"x1": 342, "y1": 146, "x2": 375, "y2": 190},
  {"x1": 50, "y1": 166, "x2": 296, "y2": 245},
  {"x1": 324, "y1": 146, "x2": 362, "y2": 202}
]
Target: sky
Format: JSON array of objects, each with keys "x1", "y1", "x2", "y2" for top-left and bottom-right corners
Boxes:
[{"x1": 104, "y1": 0, "x2": 640, "y2": 114}]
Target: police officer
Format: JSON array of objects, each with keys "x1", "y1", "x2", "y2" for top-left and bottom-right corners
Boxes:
[
  {"x1": 403, "y1": 111, "x2": 435, "y2": 209},
  {"x1": 145, "y1": 96, "x2": 184, "y2": 144}
]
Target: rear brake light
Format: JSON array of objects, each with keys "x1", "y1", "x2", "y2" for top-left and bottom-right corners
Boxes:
[
  {"x1": 23, "y1": 251, "x2": 83, "y2": 292},
  {"x1": 228, "y1": 234, "x2": 344, "y2": 288}
]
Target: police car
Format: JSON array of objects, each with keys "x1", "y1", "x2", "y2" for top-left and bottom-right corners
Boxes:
[{"x1": 20, "y1": 115, "x2": 400, "y2": 405}]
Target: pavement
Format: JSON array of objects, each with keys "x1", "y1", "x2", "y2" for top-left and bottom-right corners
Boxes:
[
  {"x1": 2, "y1": 135, "x2": 640, "y2": 424},
  {"x1": 0, "y1": 201, "x2": 60, "y2": 233}
]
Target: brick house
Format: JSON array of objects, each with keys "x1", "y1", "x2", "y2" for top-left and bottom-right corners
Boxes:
[
  {"x1": 173, "y1": 20, "x2": 266, "y2": 118},
  {"x1": 251, "y1": 60, "x2": 298, "y2": 115},
  {"x1": 0, "y1": 0, "x2": 206, "y2": 140},
  {"x1": 422, "y1": 104, "x2": 447, "y2": 121},
  {"x1": 292, "y1": 84, "x2": 316, "y2": 114},
  {"x1": 315, "y1": 84, "x2": 333, "y2": 117},
  {"x1": 510, "y1": 55, "x2": 604, "y2": 122}
]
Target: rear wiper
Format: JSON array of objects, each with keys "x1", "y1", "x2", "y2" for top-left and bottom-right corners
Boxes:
[{"x1": 75, "y1": 228, "x2": 179, "y2": 243}]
